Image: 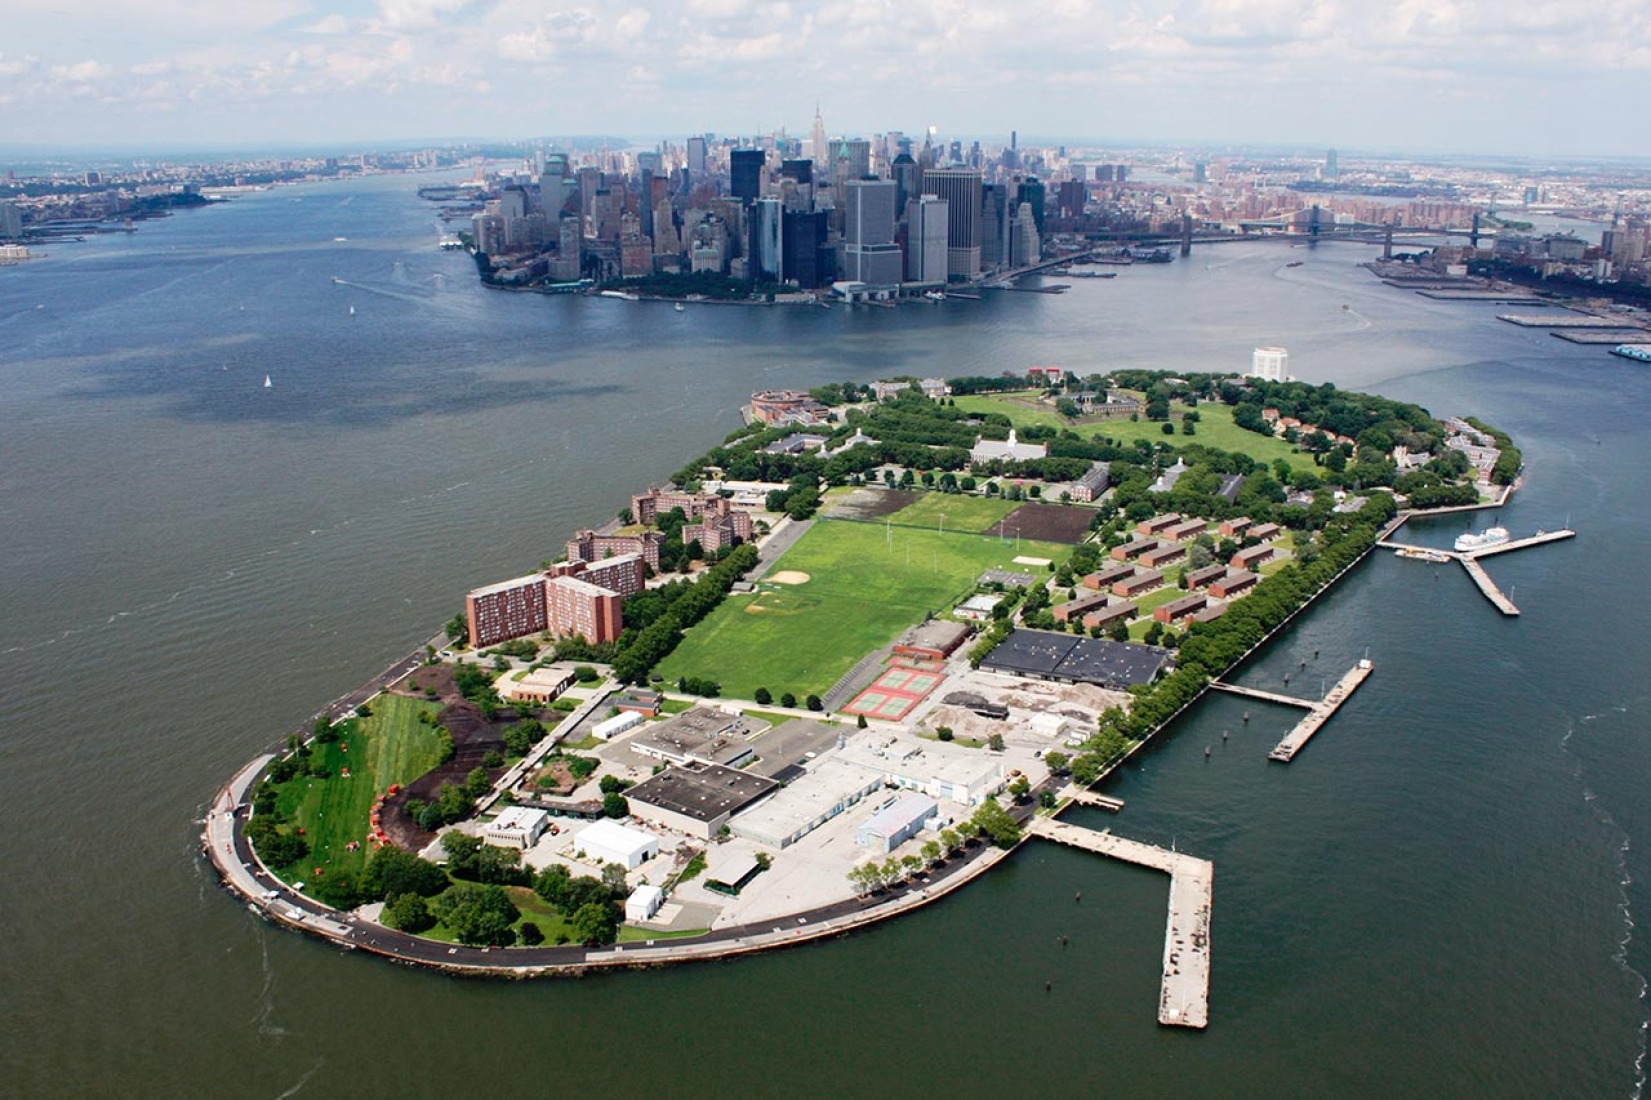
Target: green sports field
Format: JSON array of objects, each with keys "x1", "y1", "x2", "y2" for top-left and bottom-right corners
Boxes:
[
  {"x1": 655, "y1": 518, "x2": 1066, "y2": 700},
  {"x1": 881, "y1": 493, "x2": 1018, "y2": 532}
]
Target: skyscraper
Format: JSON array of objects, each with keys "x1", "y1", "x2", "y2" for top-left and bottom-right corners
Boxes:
[
  {"x1": 920, "y1": 167, "x2": 982, "y2": 280},
  {"x1": 687, "y1": 136, "x2": 707, "y2": 179},
  {"x1": 842, "y1": 179, "x2": 902, "y2": 286},
  {"x1": 890, "y1": 152, "x2": 918, "y2": 220},
  {"x1": 749, "y1": 198, "x2": 784, "y2": 282},
  {"x1": 905, "y1": 196, "x2": 949, "y2": 284},
  {"x1": 730, "y1": 149, "x2": 765, "y2": 206},
  {"x1": 782, "y1": 210, "x2": 831, "y2": 288},
  {"x1": 1325, "y1": 149, "x2": 1339, "y2": 179},
  {"x1": 810, "y1": 105, "x2": 830, "y2": 173}
]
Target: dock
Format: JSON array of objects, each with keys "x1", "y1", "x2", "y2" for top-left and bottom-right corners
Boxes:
[
  {"x1": 1207, "y1": 682, "x2": 1316, "y2": 709},
  {"x1": 1064, "y1": 788, "x2": 1125, "y2": 812},
  {"x1": 1458, "y1": 556, "x2": 1519, "y2": 615},
  {"x1": 1267, "y1": 660, "x2": 1374, "y2": 763},
  {"x1": 1029, "y1": 817, "x2": 1212, "y2": 1028},
  {"x1": 1464, "y1": 528, "x2": 1575, "y2": 559}
]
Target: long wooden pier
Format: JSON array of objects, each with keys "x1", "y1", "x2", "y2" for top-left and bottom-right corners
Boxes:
[
  {"x1": 1207, "y1": 682, "x2": 1315, "y2": 709},
  {"x1": 1458, "y1": 556, "x2": 1519, "y2": 615},
  {"x1": 1065, "y1": 788, "x2": 1125, "y2": 812},
  {"x1": 1465, "y1": 528, "x2": 1575, "y2": 559},
  {"x1": 1267, "y1": 660, "x2": 1374, "y2": 762},
  {"x1": 1378, "y1": 528, "x2": 1574, "y2": 616},
  {"x1": 1029, "y1": 817, "x2": 1212, "y2": 1028}
]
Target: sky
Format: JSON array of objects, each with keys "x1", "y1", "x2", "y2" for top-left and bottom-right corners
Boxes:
[{"x1": 2, "y1": 0, "x2": 1648, "y2": 158}]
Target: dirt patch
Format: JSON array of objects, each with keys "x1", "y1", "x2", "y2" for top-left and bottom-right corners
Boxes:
[
  {"x1": 529, "y1": 759, "x2": 579, "y2": 796},
  {"x1": 769, "y1": 570, "x2": 811, "y2": 585},
  {"x1": 821, "y1": 487, "x2": 919, "y2": 521},
  {"x1": 380, "y1": 698, "x2": 510, "y2": 850},
  {"x1": 985, "y1": 502, "x2": 1097, "y2": 544},
  {"x1": 388, "y1": 662, "x2": 458, "y2": 700}
]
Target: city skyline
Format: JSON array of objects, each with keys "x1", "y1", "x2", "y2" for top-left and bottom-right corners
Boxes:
[{"x1": 4, "y1": 0, "x2": 1649, "y2": 157}]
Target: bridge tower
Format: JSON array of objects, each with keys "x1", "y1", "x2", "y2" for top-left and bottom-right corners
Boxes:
[
  {"x1": 1180, "y1": 213, "x2": 1192, "y2": 257},
  {"x1": 1309, "y1": 204, "x2": 1322, "y2": 239},
  {"x1": 1470, "y1": 212, "x2": 1481, "y2": 249},
  {"x1": 1383, "y1": 223, "x2": 1393, "y2": 260}
]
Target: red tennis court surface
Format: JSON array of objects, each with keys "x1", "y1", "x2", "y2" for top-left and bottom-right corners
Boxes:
[{"x1": 843, "y1": 664, "x2": 944, "y2": 721}]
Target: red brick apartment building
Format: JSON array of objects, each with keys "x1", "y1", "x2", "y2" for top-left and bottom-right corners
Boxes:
[{"x1": 567, "y1": 529, "x2": 665, "y2": 572}]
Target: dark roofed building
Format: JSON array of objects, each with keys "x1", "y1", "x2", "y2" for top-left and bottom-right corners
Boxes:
[
  {"x1": 1217, "y1": 474, "x2": 1247, "y2": 503},
  {"x1": 1070, "y1": 461, "x2": 1111, "y2": 503},
  {"x1": 1083, "y1": 563, "x2": 1135, "y2": 589},
  {"x1": 1184, "y1": 563, "x2": 1228, "y2": 589},
  {"x1": 1112, "y1": 536, "x2": 1158, "y2": 561},
  {"x1": 894, "y1": 619, "x2": 974, "y2": 660},
  {"x1": 626, "y1": 762, "x2": 780, "y2": 839},
  {"x1": 1112, "y1": 568, "x2": 1164, "y2": 597},
  {"x1": 1210, "y1": 569, "x2": 1259, "y2": 599},
  {"x1": 1053, "y1": 591, "x2": 1112, "y2": 624},
  {"x1": 1154, "y1": 592, "x2": 1208, "y2": 624},
  {"x1": 981, "y1": 628, "x2": 1172, "y2": 690},
  {"x1": 1081, "y1": 599, "x2": 1136, "y2": 631},
  {"x1": 1139, "y1": 542, "x2": 1187, "y2": 569}
]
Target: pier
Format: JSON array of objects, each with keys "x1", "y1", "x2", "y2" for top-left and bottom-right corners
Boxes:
[
  {"x1": 1064, "y1": 788, "x2": 1125, "y2": 812},
  {"x1": 1207, "y1": 682, "x2": 1316, "y2": 709},
  {"x1": 1267, "y1": 660, "x2": 1373, "y2": 762},
  {"x1": 1378, "y1": 528, "x2": 1574, "y2": 615},
  {"x1": 1029, "y1": 818, "x2": 1212, "y2": 1028}
]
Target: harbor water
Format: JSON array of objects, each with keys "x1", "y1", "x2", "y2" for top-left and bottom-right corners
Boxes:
[{"x1": 1, "y1": 173, "x2": 1647, "y2": 1097}]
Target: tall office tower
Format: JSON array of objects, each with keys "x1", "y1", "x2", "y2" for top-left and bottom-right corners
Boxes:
[
  {"x1": 577, "y1": 166, "x2": 601, "y2": 225},
  {"x1": 780, "y1": 158, "x2": 814, "y2": 211},
  {"x1": 1071, "y1": 163, "x2": 1088, "y2": 182},
  {"x1": 780, "y1": 158, "x2": 814, "y2": 186},
  {"x1": 1194, "y1": 161, "x2": 1208, "y2": 183},
  {"x1": 1095, "y1": 164, "x2": 1115, "y2": 182},
  {"x1": 0, "y1": 201, "x2": 21, "y2": 240},
  {"x1": 1056, "y1": 180, "x2": 1086, "y2": 218},
  {"x1": 592, "y1": 190, "x2": 623, "y2": 240},
  {"x1": 920, "y1": 168, "x2": 982, "y2": 280},
  {"x1": 749, "y1": 198, "x2": 784, "y2": 282},
  {"x1": 687, "y1": 136, "x2": 707, "y2": 179},
  {"x1": 838, "y1": 139, "x2": 871, "y2": 181},
  {"x1": 1010, "y1": 202, "x2": 1040, "y2": 266},
  {"x1": 1017, "y1": 177, "x2": 1045, "y2": 233},
  {"x1": 653, "y1": 200, "x2": 681, "y2": 256},
  {"x1": 948, "y1": 140, "x2": 963, "y2": 164},
  {"x1": 551, "y1": 213, "x2": 583, "y2": 280},
  {"x1": 730, "y1": 148, "x2": 765, "y2": 205},
  {"x1": 979, "y1": 184, "x2": 1007, "y2": 270},
  {"x1": 1251, "y1": 347, "x2": 1288, "y2": 382},
  {"x1": 1325, "y1": 149, "x2": 1338, "y2": 179},
  {"x1": 637, "y1": 151, "x2": 662, "y2": 176},
  {"x1": 842, "y1": 179, "x2": 902, "y2": 286},
  {"x1": 890, "y1": 152, "x2": 918, "y2": 218},
  {"x1": 781, "y1": 210, "x2": 831, "y2": 288},
  {"x1": 905, "y1": 196, "x2": 949, "y2": 284},
  {"x1": 810, "y1": 105, "x2": 830, "y2": 170},
  {"x1": 497, "y1": 187, "x2": 527, "y2": 220},
  {"x1": 1003, "y1": 130, "x2": 1019, "y2": 170}
]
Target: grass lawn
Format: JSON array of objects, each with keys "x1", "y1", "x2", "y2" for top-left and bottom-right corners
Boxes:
[
  {"x1": 1095, "y1": 403, "x2": 1319, "y2": 474},
  {"x1": 741, "y1": 708, "x2": 799, "y2": 727},
  {"x1": 270, "y1": 694, "x2": 444, "y2": 888},
  {"x1": 882, "y1": 493, "x2": 1018, "y2": 533},
  {"x1": 657, "y1": 518, "x2": 1067, "y2": 700},
  {"x1": 659, "y1": 698, "x2": 695, "y2": 715},
  {"x1": 617, "y1": 925, "x2": 709, "y2": 943},
  {"x1": 951, "y1": 391, "x2": 1069, "y2": 431}
]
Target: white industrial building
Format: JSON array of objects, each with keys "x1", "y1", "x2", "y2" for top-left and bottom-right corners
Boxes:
[
  {"x1": 1025, "y1": 712, "x2": 1080, "y2": 741},
  {"x1": 574, "y1": 819, "x2": 659, "y2": 870},
  {"x1": 835, "y1": 732, "x2": 1005, "y2": 806},
  {"x1": 592, "y1": 710, "x2": 644, "y2": 741},
  {"x1": 482, "y1": 806, "x2": 550, "y2": 850},
  {"x1": 624, "y1": 883, "x2": 664, "y2": 923},
  {"x1": 970, "y1": 429, "x2": 1048, "y2": 465},
  {"x1": 857, "y1": 793, "x2": 939, "y2": 854},
  {"x1": 728, "y1": 758, "x2": 885, "y2": 849}
]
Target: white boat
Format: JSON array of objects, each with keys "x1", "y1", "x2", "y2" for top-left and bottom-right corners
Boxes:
[
  {"x1": 1395, "y1": 547, "x2": 1452, "y2": 563},
  {"x1": 674, "y1": 303, "x2": 686, "y2": 313},
  {"x1": 263, "y1": 375, "x2": 272, "y2": 389},
  {"x1": 598, "y1": 290, "x2": 640, "y2": 301},
  {"x1": 349, "y1": 305, "x2": 356, "y2": 317},
  {"x1": 1454, "y1": 526, "x2": 1509, "y2": 552},
  {"x1": 923, "y1": 290, "x2": 946, "y2": 302}
]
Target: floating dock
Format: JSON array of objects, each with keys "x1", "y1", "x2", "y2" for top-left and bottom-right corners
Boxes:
[
  {"x1": 1029, "y1": 818, "x2": 1212, "y2": 1028},
  {"x1": 1466, "y1": 528, "x2": 1575, "y2": 559},
  {"x1": 1378, "y1": 529, "x2": 1574, "y2": 615},
  {"x1": 1498, "y1": 313, "x2": 1633, "y2": 328},
  {"x1": 1458, "y1": 556, "x2": 1519, "y2": 615},
  {"x1": 1266, "y1": 660, "x2": 1374, "y2": 763}
]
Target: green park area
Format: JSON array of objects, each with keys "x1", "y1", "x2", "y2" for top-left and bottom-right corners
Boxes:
[
  {"x1": 656, "y1": 518, "x2": 1066, "y2": 700},
  {"x1": 268, "y1": 694, "x2": 446, "y2": 887},
  {"x1": 881, "y1": 492, "x2": 1018, "y2": 532},
  {"x1": 952, "y1": 391, "x2": 1316, "y2": 473}
]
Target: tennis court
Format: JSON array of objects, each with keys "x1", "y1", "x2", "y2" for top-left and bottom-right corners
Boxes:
[{"x1": 842, "y1": 664, "x2": 944, "y2": 722}]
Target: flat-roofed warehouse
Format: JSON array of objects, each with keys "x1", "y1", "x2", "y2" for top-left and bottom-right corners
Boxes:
[
  {"x1": 981, "y1": 628, "x2": 1173, "y2": 690},
  {"x1": 626, "y1": 762, "x2": 780, "y2": 839},
  {"x1": 892, "y1": 619, "x2": 974, "y2": 661},
  {"x1": 628, "y1": 706, "x2": 756, "y2": 769},
  {"x1": 728, "y1": 758, "x2": 885, "y2": 849}
]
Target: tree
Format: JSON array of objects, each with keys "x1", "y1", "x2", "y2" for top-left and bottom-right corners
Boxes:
[
  {"x1": 384, "y1": 892, "x2": 436, "y2": 934},
  {"x1": 602, "y1": 792, "x2": 630, "y2": 819},
  {"x1": 466, "y1": 767, "x2": 492, "y2": 798},
  {"x1": 363, "y1": 846, "x2": 449, "y2": 901},
  {"x1": 753, "y1": 687, "x2": 772, "y2": 705},
  {"x1": 573, "y1": 664, "x2": 600, "y2": 683},
  {"x1": 987, "y1": 733, "x2": 1006, "y2": 752},
  {"x1": 601, "y1": 862, "x2": 630, "y2": 898},
  {"x1": 518, "y1": 921, "x2": 544, "y2": 946},
  {"x1": 569, "y1": 901, "x2": 620, "y2": 946},
  {"x1": 805, "y1": 694, "x2": 823, "y2": 712},
  {"x1": 780, "y1": 692, "x2": 797, "y2": 709},
  {"x1": 429, "y1": 883, "x2": 519, "y2": 946},
  {"x1": 1008, "y1": 775, "x2": 1032, "y2": 803},
  {"x1": 971, "y1": 799, "x2": 1023, "y2": 849},
  {"x1": 921, "y1": 840, "x2": 943, "y2": 866},
  {"x1": 939, "y1": 828, "x2": 964, "y2": 855},
  {"x1": 847, "y1": 863, "x2": 880, "y2": 897},
  {"x1": 856, "y1": 713, "x2": 868, "y2": 729},
  {"x1": 1043, "y1": 751, "x2": 1071, "y2": 774},
  {"x1": 935, "y1": 726, "x2": 954, "y2": 742}
]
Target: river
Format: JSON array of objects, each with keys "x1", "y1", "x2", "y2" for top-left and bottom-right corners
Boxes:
[{"x1": 1, "y1": 171, "x2": 1646, "y2": 1097}]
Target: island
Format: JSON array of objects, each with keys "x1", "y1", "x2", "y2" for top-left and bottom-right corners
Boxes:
[{"x1": 204, "y1": 366, "x2": 1543, "y2": 1026}]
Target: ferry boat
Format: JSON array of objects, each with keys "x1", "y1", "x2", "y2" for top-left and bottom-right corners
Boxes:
[
  {"x1": 923, "y1": 290, "x2": 946, "y2": 302},
  {"x1": 1454, "y1": 526, "x2": 1510, "y2": 552},
  {"x1": 598, "y1": 290, "x2": 641, "y2": 301},
  {"x1": 1395, "y1": 547, "x2": 1452, "y2": 563}
]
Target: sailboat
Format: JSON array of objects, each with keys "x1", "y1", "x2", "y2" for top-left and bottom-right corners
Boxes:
[
  {"x1": 349, "y1": 305, "x2": 356, "y2": 317},
  {"x1": 263, "y1": 375, "x2": 273, "y2": 389}
]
